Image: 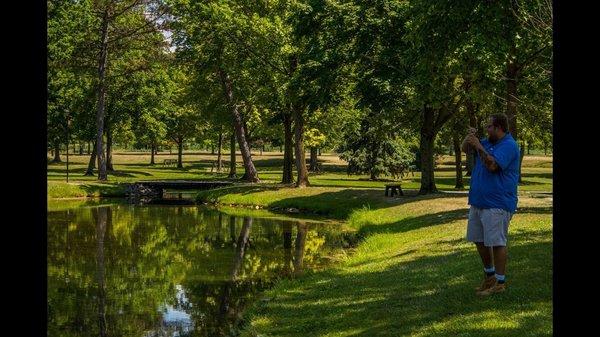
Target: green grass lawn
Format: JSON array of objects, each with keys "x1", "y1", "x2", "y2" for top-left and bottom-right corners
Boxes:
[{"x1": 239, "y1": 194, "x2": 552, "y2": 337}]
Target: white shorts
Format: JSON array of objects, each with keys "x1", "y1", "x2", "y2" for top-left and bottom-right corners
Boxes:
[{"x1": 466, "y1": 206, "x2": 513, "y2": 247}]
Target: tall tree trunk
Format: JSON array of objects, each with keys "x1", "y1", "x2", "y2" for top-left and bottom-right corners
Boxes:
[
  {"x1": 283, "y1": 222, "x2": 293, "y2": 276},
  {"x1": 309, "y1": 147, "x2": 318, "y2": 172},
  {"x1": 506, "y1": 42, "x2": 523, "y2": 183},
  {"x1": 216, "y1": 213, "x2": 223, "y2": 244},
  {"x1": 519, "y1": 141, "x2": 525, "y2": 182},
  {"x1": 94, "y1": 207, "x2": 109, "y2": 337},
  {"x1": 85, "y1": 141, "x2": 97, "y2": 176},
  {"x1": 369, "y1": 140, "x2": 379, "y2": 180},
  {"x1": 453, "y1": 132, "x2": 464, "y2": 189},
  {"x1": 228, "y1": 132, "x2": 237, "y2": 178},
  {"x1": 229, "y1": 215, "x2": 236, "y2": 242},
  {"x1": 217, "y1": 216, "x2": 252, "y2": 335},
  {"x1": 243, "y1": 120, "x2": 251, "y2": 153},
  {"x1": 52, "y1": 140, "x2": 62, "y2": 163},
  {"x1": 419, "y1": 107, "x2": 438, "y2": 194},
  {"x1": 211, "y1": 144, "x2": 215, "y2": 155},
  {"x1": 150, "y1": 143, "x2": 155, "y2": 165},
  {"x1": 87, "y1": 141, "x2": 91, "y2": 155},
  {"x1": 289, "y1": 55, "x2": 309, "y2": 187},
  {"x1": 231, "y1": 217, "x2": 252, "y2": 280},
  {"x1": 506, "y1": 64, "x2": 519, "y2": 140},
  {"x1": 217, "y1": 131, "x2": 223, "y2": 173},
  {"x1": 105, "y1": 121, "x2": 114, "y2": 172},
  {"x1": 465, "y1": 93, "x2": 477, "y2": 176},
  {"x1": 318, "y1": 148, "x2": 321, "y2": 156},
  {"x1": 177, "y1": 138, "x2": 183, "y2": 168},
  {"x1": 293, "y1": 222, "x2": 308, "y2": 275},
  {"x1": 218, "y1": 68, "x2": 259, "y2": 182},
  {"x1": 527, "y1": 142, "x2": 530, "y2": 155},
  {"x1": 292, "y1": 105, "x2": 310, "y2": 187},
  {"x1": 79, "y1": 143, "x2": 83, "y2": 155},
  {"x1": 95, "y1": 9, "x2": 109, "y2": 181},
  {"x1": 282, "y1": 112, "x2": 294, "y2": 184}
]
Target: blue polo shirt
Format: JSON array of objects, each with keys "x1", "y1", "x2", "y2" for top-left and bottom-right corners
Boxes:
[{"x1": 468, "y1": 133, "x2": 520, "y2": 213}]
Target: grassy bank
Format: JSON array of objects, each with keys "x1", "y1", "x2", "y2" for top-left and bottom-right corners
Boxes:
[
  {"x1": 232, "y1": 191, "x2": 552, "y2": 336},
  {"x1": 47, "y1": 181, "x2": 127, "y2": 199},
  {"x1": 197, "y1": 185, "x2": 400, "y2": 219}
]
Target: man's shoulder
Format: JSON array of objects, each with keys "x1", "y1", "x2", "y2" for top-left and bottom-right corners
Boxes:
[{"x1": 498, "y1": 135, "x2": 519, "y2": 151}]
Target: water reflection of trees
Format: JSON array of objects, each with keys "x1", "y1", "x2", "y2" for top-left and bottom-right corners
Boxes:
[{"x1": 47, "y1": 205, "x2": 344, "y2": 336}]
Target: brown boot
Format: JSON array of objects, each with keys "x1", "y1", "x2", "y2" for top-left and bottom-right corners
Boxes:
[
  {"x1": 475, "y1": 274, "x2": 497, "y2": 292},
  {"x1": 477, "y1": 280, "x2": 506, "y2": 296}
]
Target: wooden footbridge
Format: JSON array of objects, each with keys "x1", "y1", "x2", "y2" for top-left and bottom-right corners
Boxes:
[{"x1": 128, "y1": 180, "x2": 235, "y2": 198}]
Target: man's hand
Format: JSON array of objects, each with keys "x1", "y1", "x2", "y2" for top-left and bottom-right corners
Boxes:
[
  {"x1": 466, "y1": 134, "x2": 483, "y2": 150},
  {"x1": 462, "y1": 129, "x2": 499, "y2": 172}
]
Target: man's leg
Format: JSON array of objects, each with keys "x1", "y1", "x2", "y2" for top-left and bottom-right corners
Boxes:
[
  {"x1": 493, "y1": 246, "x2": 507, "y2": 283},
  {"x1": 475, "y1": 242, "x2": 496, "y2": 291},
  {"x1": 477, "y1": 209, "x2": 511, "y2": 295},
  {"x1": 475, "y1": 242, "x2": 493, "y2": 268},
  {"x1": 467, "y1": 207, "x2": 496, "y2": 291}
]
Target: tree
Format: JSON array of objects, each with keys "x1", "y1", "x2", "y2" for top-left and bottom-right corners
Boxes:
[
  {"x1": 163, "y1": 65, "x2": 205, "y2": 169},
  {"x1": 87, "y1": 0, "x2": 169, "y2": 180},
  {"x1": 48, "y1": 0, "x2": 98, "y2": 165},
  {"x1": 169, "y1": 0, "x2": 268, "y2": 182},
  {"x1": 338, "y1": 109, "x2": 415, "y2": 180},
  {"x1": 304, "y1": 127, "x2": 326, "y2": 172}
]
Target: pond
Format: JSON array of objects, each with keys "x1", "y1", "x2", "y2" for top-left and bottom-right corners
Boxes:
[{"x1": 47, "y1": 200, "x2": 352, "y2": 337}]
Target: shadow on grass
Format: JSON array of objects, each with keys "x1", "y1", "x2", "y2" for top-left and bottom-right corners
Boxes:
[
  {"x1": 358, "y1": 208, "x2": 470, "y2": 236},
  {"x1": 106, "y1": 170, "x2": 145, "y2": 177},
  {"x1": 78, "y1": 183, "x2": 128, "y2": 197},
  {"x1": 517, "y1": 206, "x2": 553, "y2": 214},
  {"x1": 358, "y1": 205, "x2": 553, "y2": 237},
  {"x1": 196, "y1": 184, "x2": 282, "y2": 201},
  {"x1": 521, "y1": 172, "x2": 553, "y2": 179},
  {"x1": 198, "y1": 185, "x2": 466, "y2": 220},
  {"x1": 244, "y1": 231, "x2": 552, "y2": 337},
  {"x1": 518, "y1": 180, "x2": 547, "y2": 186},
  {"x1": 47, "y1": 167, "x2": 154, "y2": 177}
]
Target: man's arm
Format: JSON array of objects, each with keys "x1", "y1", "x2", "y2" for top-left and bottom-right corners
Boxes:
[
  {"x1": 461, "y1": 137, "x2": 471, "y2": 154},
  {"x1": 475, "y1": 146, "x2": 499, "y2": 172},
  {"x1": 466, "y1": 134, "x2": 499, "y2": 172},
  {"x1": 461, "y1": 128, "x2": 477, "y2": 154}
]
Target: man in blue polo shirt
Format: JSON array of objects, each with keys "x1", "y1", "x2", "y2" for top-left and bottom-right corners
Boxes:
[{"x1": 461, "y1": 113, "x2": 520, "y2": 296}]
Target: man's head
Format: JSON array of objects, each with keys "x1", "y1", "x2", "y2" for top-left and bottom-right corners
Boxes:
[{"x1": 485, "y1": 113, "x2": 509, "y2": 142}]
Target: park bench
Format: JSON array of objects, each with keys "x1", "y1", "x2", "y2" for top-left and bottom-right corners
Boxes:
[
  {"x1": 385, "y1": 183, "x2": 404, "y2": 197},
  {"x1": 163, "y1": 159, "x2": 178, "y2": 167}
]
